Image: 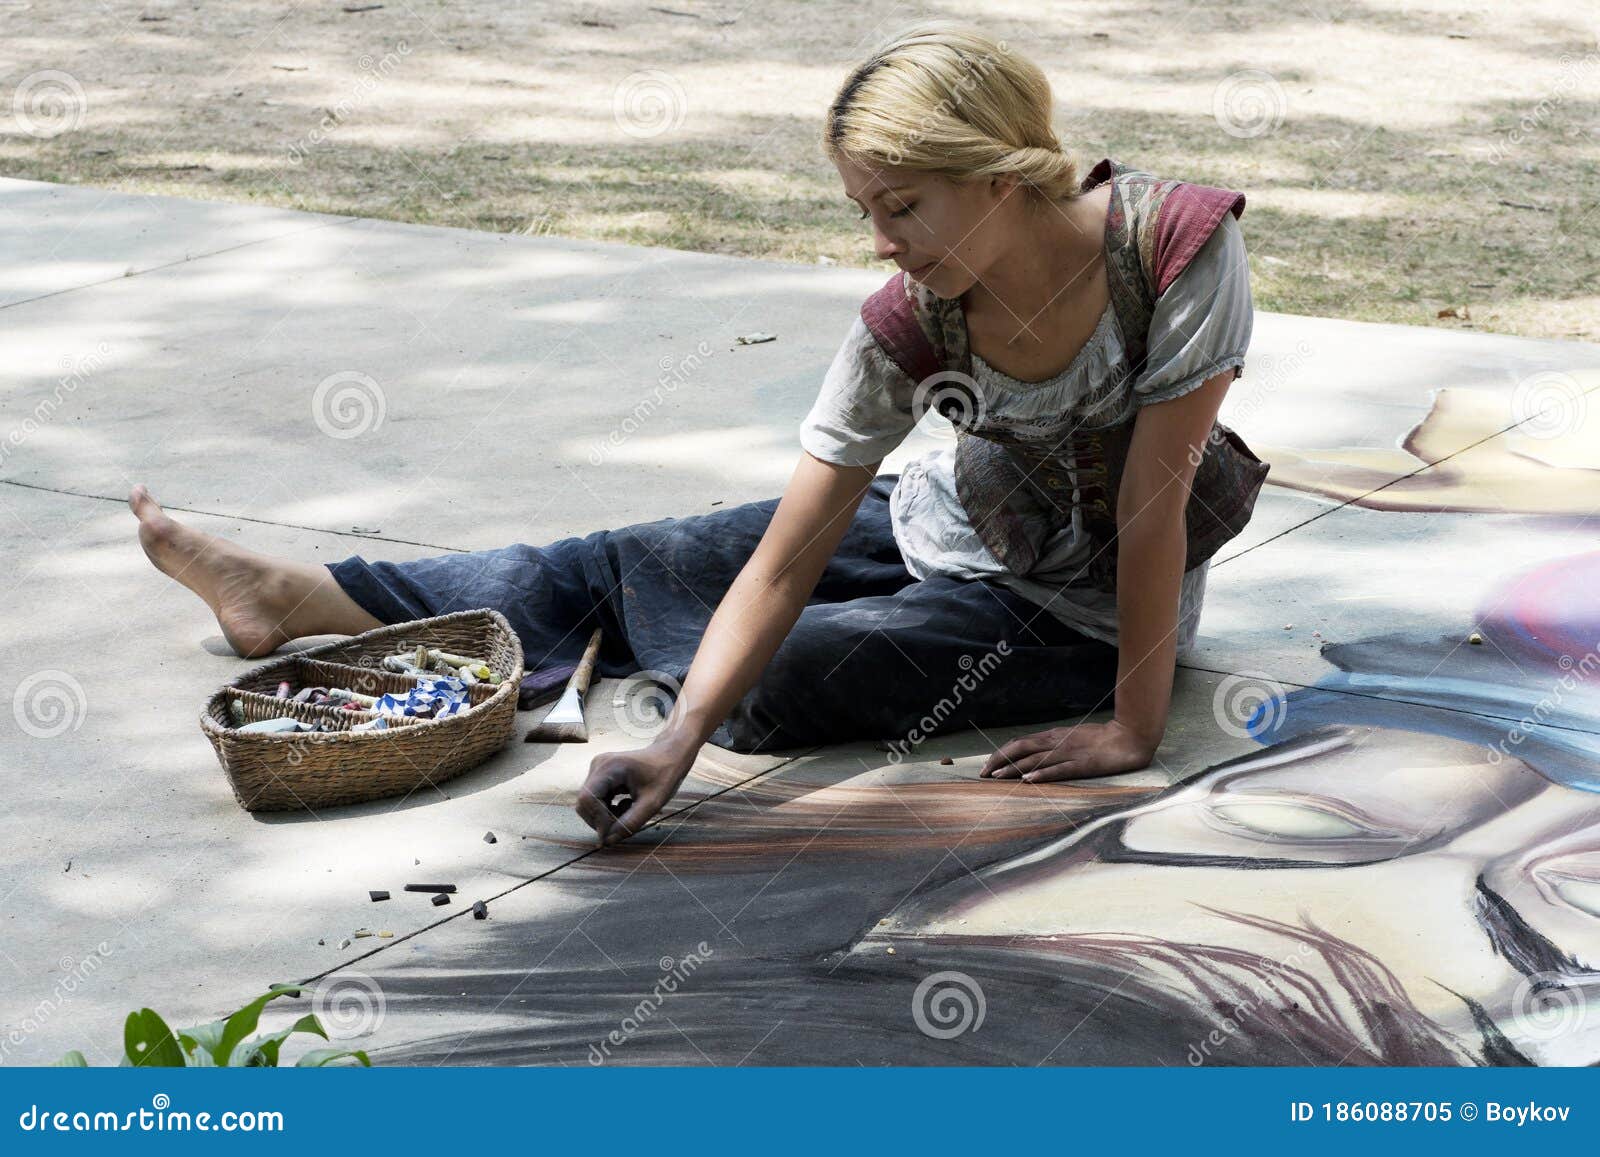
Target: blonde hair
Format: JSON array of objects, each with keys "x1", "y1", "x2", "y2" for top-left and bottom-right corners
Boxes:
[{"x1": 823, "y1": 19, "x2": 1082, "y2": 207}]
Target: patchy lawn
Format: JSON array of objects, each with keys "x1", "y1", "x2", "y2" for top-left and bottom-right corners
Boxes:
[{"x1": 2, "y1": 0, "x2": 1596, "y2": 337}]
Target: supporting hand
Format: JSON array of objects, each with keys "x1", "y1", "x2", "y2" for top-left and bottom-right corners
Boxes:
[{"x1": 979, "y1": 719, "x2": 1156, "y2": 783}]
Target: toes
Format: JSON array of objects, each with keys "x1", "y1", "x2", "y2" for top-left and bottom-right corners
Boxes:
[{"x1": 129, "y1": 483, "x2": 157, "y2": 518}]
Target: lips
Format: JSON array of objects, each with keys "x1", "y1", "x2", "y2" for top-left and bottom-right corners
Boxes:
[{"x1": 905, "y1": 260, "x2": 936, "y2": 279}]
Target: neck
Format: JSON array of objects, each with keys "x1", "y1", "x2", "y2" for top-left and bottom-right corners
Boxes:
[{"x1": 963, "y1": 195, "x2": 1103, "y2": 325}]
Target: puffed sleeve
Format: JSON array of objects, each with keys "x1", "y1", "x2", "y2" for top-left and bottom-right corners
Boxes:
[
  {"x1": 1131, "y1": 211, "x2": 1253, "y2": 406},
  {"x1": 798, "y1": 313, "x2": 921, "y2": 466}
]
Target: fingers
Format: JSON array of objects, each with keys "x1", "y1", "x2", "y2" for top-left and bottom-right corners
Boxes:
[
  {"x1": 1020, "y1": 758, "x2": 1088, "y2": 784},
  {"x1": 602, "y1": 793, "x2": 662, "y2": 847},
  {"x1": 987, "y1": 750, "x2": 1054, "y2": 779},
  {"x1": 981, "y1": 731, "x2": 1070, "y2": 777},
  {"x1": 575, "y1": 760, "x2": 628, "y2": 845}
]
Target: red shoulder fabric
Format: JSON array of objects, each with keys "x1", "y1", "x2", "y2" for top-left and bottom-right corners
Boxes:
[
  {"x1": 1149, "y1": 183, "x2": 1246, "y2": 297},
  {"x1": 860, "y1": 272, "x2": 942, "y2": 384}
]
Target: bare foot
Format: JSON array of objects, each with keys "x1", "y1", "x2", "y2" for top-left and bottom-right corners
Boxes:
[{"x1": 128, "y1": 484, "x2": 331, "y2": 657}]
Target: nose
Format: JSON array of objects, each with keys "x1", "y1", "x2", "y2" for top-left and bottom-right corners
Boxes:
[{"x1": 872, "y1": 222, "x2": 905, "y2": 263}]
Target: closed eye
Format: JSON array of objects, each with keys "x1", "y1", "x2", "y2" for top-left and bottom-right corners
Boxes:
[
  {"x1": 856, "y1": 205, "x2": 913, "y2": 220},
  {"x1": 1542, "y1": 865, "x2": 1600, "y2": 919},
  {"x1": 1206, "y1": 794, "x2": 1404, "y2": 842}
]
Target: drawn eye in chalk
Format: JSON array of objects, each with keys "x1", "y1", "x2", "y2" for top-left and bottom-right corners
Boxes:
[
  {"x1": 1203, "y1": 792, "x2": 1404, "y2": 845},
  {"x1": 913, "y1": 370, "x2": 985, "y2": 439}
]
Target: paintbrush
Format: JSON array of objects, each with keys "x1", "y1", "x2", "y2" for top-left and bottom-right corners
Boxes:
[{"x1": 523, "y1": 627, "x2": 603, "y2": 744}]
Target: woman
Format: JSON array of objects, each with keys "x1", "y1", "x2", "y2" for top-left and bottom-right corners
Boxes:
[{"x1": 129, "y1": 21, "x2": 1264, "y2": 846}]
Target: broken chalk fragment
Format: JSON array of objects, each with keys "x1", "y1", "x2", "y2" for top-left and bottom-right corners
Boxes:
[
  {"x1": 1469, "y1": 632, "x2": 1483, "y2": 645},
  {"x1": 734, "y1": 331, "x2": 777, "y2": 345},
  {"x1": 338, "y1": 938, "x2": 351, "y2": 949},
  {"x1": 369, "y1": 890, "x2": 390, "y2": 902},
  {"x1": 431, "y1": 893, "x2": 451, "y2": 907},
  {"x1": 483, "y1": 831, "x2": 497, "y2": 845},
  {"x1": 472, "y1": 900, "x2": 488, "y2": 920}
]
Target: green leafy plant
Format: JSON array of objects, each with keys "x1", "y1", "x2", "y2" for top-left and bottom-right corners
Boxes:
[{"x1": 57, "y1": 984, "x2": 370, "y2": 1067}]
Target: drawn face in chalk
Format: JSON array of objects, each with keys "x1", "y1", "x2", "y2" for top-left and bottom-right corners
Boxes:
[
  {"x1": 871, "y1": 723, "x2": 1600, "y2": 1064},
  {"x1": 1477, "y1": 817, "x2": 1600, "y2": 1065}
]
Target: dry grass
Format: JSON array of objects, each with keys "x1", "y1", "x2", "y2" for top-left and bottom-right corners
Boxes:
[{"x1": 2, "y1": 0, "x2": 1597, "y2": 337}]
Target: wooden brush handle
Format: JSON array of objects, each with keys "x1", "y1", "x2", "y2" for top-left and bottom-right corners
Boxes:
[{"x1": 569, "y1": 627, "x2": 603, "y2": 698}]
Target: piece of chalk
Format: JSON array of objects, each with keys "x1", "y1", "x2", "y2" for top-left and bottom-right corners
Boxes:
[
  {"x1": 404, "y1": 883, "x2": 457, "y2": 894},
  {"x1": 238, "y1": 716, "x2": 312, "y2": 734},
  {"x1": 369, "y1": 890, "x2": 390, "y2": 902},
  {"x1": 483, "y1": 831, "x2": 497, "y2": 845},
  {"x1": 472, "y1": 900, "x2": 488, "y2": 920},
  {"x1": 431, "y1": 892, "x2": 450, "y2": 907}
]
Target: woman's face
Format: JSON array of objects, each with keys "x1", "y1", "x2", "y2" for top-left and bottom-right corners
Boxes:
[
  {"x1": 833, "y1": 156, "x2": 1019, "y2": 300},
  {"x1": 867, "y1": 725, "x2": 1600, "y2": 1065}
]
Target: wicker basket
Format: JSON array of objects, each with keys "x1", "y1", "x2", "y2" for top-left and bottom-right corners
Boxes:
[{"x1": 200, "y1": 608, "x2": 525, "y2": 812}]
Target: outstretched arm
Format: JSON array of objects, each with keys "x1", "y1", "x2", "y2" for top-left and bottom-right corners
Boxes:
[
  {"x1": 981, "y1": 368, "x2": 1233, "y2": 781},
  {"x1": 576, "y1": 451, "x2": 880, "y2": 844}
]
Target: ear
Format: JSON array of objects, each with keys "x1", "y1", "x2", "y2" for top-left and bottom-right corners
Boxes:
[{"x1": 989, "y1": 173, "x2": 1022, "y2": 201}]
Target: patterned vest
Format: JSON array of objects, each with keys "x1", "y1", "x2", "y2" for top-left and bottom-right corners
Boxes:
[{"x1": 860, "y1": 156, "x2": 1271, "y2": 592}]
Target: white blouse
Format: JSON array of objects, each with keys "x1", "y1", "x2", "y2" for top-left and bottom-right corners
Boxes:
[{"x1": 799, "y1": 211, "x2": 1254, "y2": 652}]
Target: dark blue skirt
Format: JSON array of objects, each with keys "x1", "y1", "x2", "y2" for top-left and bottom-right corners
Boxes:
[{"x1": 325, "y1": 475, "x2": 1118, "y2": 753}]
